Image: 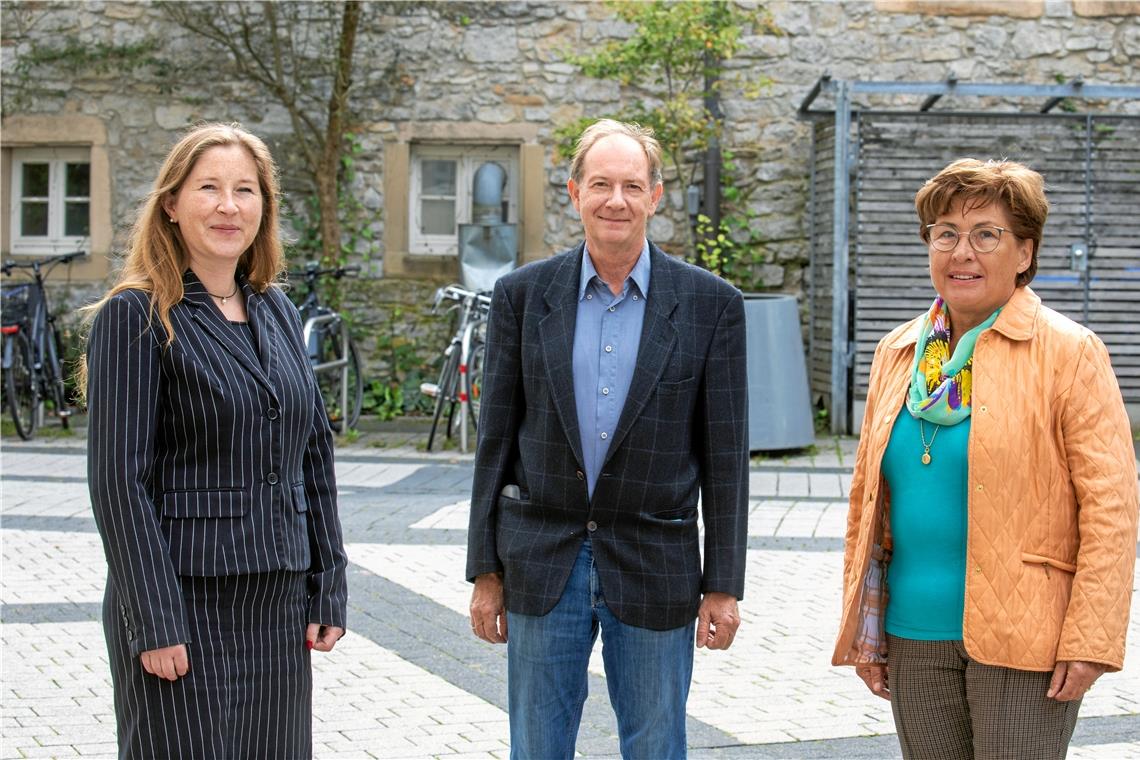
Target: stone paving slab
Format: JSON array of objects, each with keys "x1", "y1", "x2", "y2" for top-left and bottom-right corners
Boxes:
[{"x1": 2, "y1": 429, "x2": 1138, "y2": 758}]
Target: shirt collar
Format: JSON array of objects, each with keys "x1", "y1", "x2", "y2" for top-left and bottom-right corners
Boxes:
[{"x1": 579, "y1": 240, "x2": 652, "y2": 301}]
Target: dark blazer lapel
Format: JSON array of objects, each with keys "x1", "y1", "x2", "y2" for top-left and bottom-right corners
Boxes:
[
  {"x1": 604, "y1": 243, "x2": 679, "y2": 461},
  {"x1": 538, "y1": 244, "x2": 587, "y2": 469},
  {"x1": 182, "y1": 271, "x2": 276, "y2": 395},
  {"x1": 241, "y1": 279, "x2": 277, "y2": 384}
]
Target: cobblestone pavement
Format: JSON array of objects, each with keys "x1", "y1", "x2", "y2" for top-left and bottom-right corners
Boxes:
[{"x1": 2, "y1": 423, "x2": 1138, "y2": 759}]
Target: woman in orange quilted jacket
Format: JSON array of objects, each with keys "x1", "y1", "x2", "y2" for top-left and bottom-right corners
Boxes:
[{"x1": 832, "y1": 158, "x2": 1138, "y2": 760}]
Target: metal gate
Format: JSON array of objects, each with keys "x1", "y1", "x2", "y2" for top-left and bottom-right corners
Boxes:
[{"x1": 803, "y1": 79, "x2": 1140, "y2": 433}]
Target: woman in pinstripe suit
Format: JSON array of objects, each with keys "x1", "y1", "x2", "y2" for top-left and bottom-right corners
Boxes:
[{"x1": 83, "y1": 123, "x2": 348, "y2": 759}]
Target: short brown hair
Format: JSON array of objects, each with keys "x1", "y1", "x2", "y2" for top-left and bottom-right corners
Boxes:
[
  {"x1": 915, "y1": 158, "x2": 1049, "y2": 287},
  {"x1": 569, "y1": 119, "x2": 663, "y2": 187}
]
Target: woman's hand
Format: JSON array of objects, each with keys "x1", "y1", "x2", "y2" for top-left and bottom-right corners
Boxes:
[
  {"x1": 140, "y1": 644, "x2": 189, "y2": 681},
  {"x1": 1047, "y1": 660, "x2": 1106, "y2": 701},
  {"x1": 856, "y1": 663, "x2": 890, "y2": 701},
  {"x1": 306, "y1": 622, "x2": 345, "y2": 652}
]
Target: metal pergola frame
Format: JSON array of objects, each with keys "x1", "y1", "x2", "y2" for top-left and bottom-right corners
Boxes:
[{"x1": 797, "y1": 75, "x2": 1140, "y2": 435}]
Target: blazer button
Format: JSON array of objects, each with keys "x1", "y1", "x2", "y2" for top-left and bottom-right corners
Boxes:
[
  {"x1": 266, "y1": 408, "x2": 279, "y2": 420},
  {"x1": 266, "y1": 472, "x2": 280, "y2": 485},
  {"x1": 586, "y1": 520, "x2": 598, "y2": 532},
  {"x1": 576, "y1": 470, "x2": 585, "y2": 481}
]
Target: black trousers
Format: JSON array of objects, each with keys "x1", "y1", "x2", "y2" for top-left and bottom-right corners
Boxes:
[
  {"x1": 105, "y1": 571, "x2": 312, "y2": 760},
  {"x1": 887, "y1": 635, "x2": 1082, "y2": 760}
]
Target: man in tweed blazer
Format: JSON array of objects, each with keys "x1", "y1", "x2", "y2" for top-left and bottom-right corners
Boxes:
[{"x1": 467, "y1": 119, "x2": 749, "y2": 759}]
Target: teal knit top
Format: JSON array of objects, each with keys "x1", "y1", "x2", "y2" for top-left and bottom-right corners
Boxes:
[{"x1": 882, "y1": 405, "x2": 970, "y2": 640}]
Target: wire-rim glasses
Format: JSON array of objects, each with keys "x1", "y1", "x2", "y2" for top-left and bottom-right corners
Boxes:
[{"x1": 925, "y1": 223, "x2": 1013, "y2": 254}]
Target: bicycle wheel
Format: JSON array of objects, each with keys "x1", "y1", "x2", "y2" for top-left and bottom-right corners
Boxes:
[
  {"x1": 464, "y1": 326, "x2": 486, "y2": 432},
  {"x1": 314, "y1": 322, "x2": 363, "y2": 433},
  {"x1": 4, "y1": 331, "x2": 38, "y2": 440},
  {"x1": 427, "y1": 346, "x2": 460, "y2": 452}
]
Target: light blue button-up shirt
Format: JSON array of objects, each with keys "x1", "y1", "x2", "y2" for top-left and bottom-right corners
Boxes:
[{"x1": 573, "y1": 241, "x2": 650, "y2": 499}]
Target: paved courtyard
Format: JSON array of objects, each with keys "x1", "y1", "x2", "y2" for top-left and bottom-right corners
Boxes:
[{"x1": 2, "y1": 424, "x2": 1138, "y2": 759}]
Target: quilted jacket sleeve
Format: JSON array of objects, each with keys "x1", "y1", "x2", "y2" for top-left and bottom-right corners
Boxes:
[{"x1": 1056, "y1": 333, "x2": 1139, "y2": 671}]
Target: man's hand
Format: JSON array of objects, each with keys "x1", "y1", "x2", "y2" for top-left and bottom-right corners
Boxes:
[
  {"x1": 856, "y1": 663, "x2": 890, "y2": 701},
  {"x1": 470, "y1": 572, "x2": 508, "y2": 644},
  {"x1": 140, "y1": 644, "x2": 189, "y2": 681},
  {"x1": 1047, "y1": 660, "x2": 1106, "y2": 701},
  {"x1": 306, "y1": 623, "x2": 345, "y2": 652},
  {"x1": 696, "y1": 592, "x2": 739, "y2": 650}
]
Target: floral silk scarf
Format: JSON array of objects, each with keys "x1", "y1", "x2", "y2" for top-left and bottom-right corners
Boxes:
[{"x1": 906, "y1": 297, "x2": 1001, "y2": 426}]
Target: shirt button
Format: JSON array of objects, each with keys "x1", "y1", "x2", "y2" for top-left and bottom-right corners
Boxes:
[
  {"x1": 267, "y1": 408, "x2": 279, "y2": 420},
  {"x1": 587, "y1": 521, "x2": 598, "y2": 532},
  {"x1": 632, "y1": 295, "x2": 639, "y2": 301},
  {"x1": 608, "y1": 306, "x2": 615, "y2": 312},
  {"x1": 976, "y1": 484, "x2": 983, "y2": 492},
  {"x1": 602, "y1": 387, "x2": 609, "y2": 395},
  {"x1": 605, "y1": 345, "x2": 613, "y2": 353},
  {"x1": 600, "y1": 432, "x2": 608, "y2": 440},
  {"x1": 576, "y1": 470, "x2": 585, "y2": 480},
  {"x1": 586, "y1": 294, "x2": 593, "y2": 300},
  {"x1": 979, "y1": 405, "x2": 987, "y2": 413},
  {"x1": 266, "y1": 472, "x2": 280, "y2": 485}
]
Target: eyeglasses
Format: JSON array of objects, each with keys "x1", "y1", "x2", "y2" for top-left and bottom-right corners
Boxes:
[{"x1": 924, "y1": 223, "x2": 1013, "y2": 254}]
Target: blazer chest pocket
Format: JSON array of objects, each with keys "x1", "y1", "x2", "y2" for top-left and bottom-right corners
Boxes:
[
  {"x1": 161, "y1": 488, "x2": 250, "y2": 518},
  {"x1": 657, "y1": 376, "x2": 697, "y2": 395}
]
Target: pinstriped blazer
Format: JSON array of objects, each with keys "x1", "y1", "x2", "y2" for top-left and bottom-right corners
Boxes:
[
  {"x1": 87, "y1": 270, "x2": 348, "y2": 658},
  {"x1": 466, "y1": 242, "x2": 749, "y2": 631}
]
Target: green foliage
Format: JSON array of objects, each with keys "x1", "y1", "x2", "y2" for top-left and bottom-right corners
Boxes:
[
  {"x1": 690, "y1": 150, "x2": 771, "y2": 292},
  {"x1": 556, "y1": 1, "x2": 780, "y2": 290},
  {"x1": 3, "y1": 36, "x2": 172, "y2": 112},
  {"x1": 556, "y1": 1, "x2": 775, "y2": 171},
  {"x1": 813, "y1": 405, "x2": 830, "y2": 434},
  {"x1": 21, "y1": 38, "x2": 162, "y2": 73},
  {"x1": 362, "y1": 305, "x2": 434, "y2": 421},
  {"x1": 286, "y1": 131, "x2": 379, "y2": 303}
]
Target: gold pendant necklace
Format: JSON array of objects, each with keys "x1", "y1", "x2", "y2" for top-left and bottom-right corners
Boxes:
[{"x1": 919, "y1": 419, "x2": 940, "y2": 465}]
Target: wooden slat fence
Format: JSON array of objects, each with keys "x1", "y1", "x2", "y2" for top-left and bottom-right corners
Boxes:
[{"x1": 810, "y1": 112, "x2": 1140, "y2": 422}]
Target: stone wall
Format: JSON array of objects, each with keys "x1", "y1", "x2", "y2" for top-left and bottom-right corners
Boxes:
[{"x1": 3, "y1": 0, "x2": 1137, "y2": 414}]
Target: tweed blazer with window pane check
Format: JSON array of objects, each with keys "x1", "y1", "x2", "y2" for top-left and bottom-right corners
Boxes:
[{"x1": 466, "y1": 242, "x2": 749, "y2": 631}]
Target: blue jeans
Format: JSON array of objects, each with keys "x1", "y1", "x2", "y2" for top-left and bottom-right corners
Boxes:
[{"x1": 506, "y1": 540, "x2": 695, "y2": 759}]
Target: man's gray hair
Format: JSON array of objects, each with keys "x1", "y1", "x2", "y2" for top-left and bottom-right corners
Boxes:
[{"x1": 569, "y1": 119, "x2": 664, "y2": 187}]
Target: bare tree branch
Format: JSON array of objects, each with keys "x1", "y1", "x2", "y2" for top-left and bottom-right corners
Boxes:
[{"x1": 161, "y1": 0, "x2": 364, "y2": 264}]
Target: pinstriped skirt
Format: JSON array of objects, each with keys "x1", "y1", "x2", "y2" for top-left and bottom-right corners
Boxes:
[{"x1": 104, "y1": 571, "x2": 311, "y2": 760}]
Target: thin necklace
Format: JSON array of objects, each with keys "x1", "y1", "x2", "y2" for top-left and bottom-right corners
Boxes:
[
  {"x1": 207, "y1": 284, "x2": 239, "y2": 305},
  {"x1": 919, "y1": 419, "x2": 940, "y2": 465}
]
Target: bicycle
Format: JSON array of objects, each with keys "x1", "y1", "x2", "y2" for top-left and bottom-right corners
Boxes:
[
  {"x1": 421, "y1": 284, "x2": 491, "y2": 454},
  {"x1": 1, "y1": 250, "x2": 86, "y2": 440},
  {"x1": 287, "y1": 262, "x2": 363, "y2": 433}
]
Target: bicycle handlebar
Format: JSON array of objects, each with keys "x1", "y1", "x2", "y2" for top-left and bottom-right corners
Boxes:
[
  {"x1": 287, "y1": 262, "x2": 362, "y2": 281},
  {"x1": 1, "y1": 250, "x2": 87, "y2": 276},
  {"x1": 436, "y1": 284, "x2": 492, "y2": 303}
]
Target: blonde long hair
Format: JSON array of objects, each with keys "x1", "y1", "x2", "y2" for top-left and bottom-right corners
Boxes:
[{"x1": 78, "y1": 123, "x2": 285, "y2": 394}]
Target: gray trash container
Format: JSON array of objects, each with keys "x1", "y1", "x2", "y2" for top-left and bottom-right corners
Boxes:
[{"x1": 743, "y1": 294, "x2": 815, "y2": 451}]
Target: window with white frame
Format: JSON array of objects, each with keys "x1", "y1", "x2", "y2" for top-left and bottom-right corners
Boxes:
[
  {"x1": 9, "y1": 147, "x2": 91, "y2": 255},
  {"x1": 409, "y1": 145, "x2": 518, "y2": 255}
]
